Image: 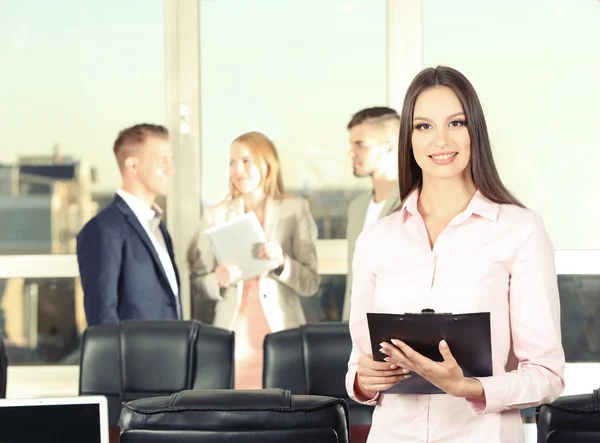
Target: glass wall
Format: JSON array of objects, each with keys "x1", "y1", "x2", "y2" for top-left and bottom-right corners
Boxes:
[
  {"x1": 199, "y1": 0, "x2": 387, "y2": 236},
  {"x1": 422, "y1": 0, "x2": 600, "y2": 250},
  {"x1": 0, "y1": 0, "x2": 165, "y2": 364},
  {"x1": 195, "y1": 0, "x2": 388, "y2": 321}
]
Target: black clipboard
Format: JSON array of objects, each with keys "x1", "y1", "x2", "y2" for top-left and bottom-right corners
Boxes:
[{"x1": 367, "y1": 309, "x2": 492, "y2": 394}]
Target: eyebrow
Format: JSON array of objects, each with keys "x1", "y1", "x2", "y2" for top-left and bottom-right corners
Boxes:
[{"x1": 413, "y1": 112, "x2": 465, "y2": 122}]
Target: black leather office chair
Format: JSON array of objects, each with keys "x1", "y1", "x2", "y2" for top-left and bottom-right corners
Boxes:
[
  {"x1": 263, "y1": 322, "x2": 373, "y2": 426},
  {"x1": 0, "y1": 334, "x2": 7, "y2": 398},
  {"x1": 79, "y1": 320, "x2": 234, "y2": 425},
  {"x1": 536, "y1": 387, "x2": 600, "y2": 442},
  {"x1": 119, "y1": 389, "x2": 350, "y2": 443}
]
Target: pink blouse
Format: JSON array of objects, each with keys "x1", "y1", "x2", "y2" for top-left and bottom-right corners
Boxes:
[{"x1": 346, "y1": 190, "x2": 565, "y2": 443}]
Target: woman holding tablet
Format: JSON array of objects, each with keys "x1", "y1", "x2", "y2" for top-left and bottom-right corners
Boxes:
[
  {"x1": 346, "y1": 66, "x2": 565, "y2": 442},
  {"x1": 189, "y1": 131, "x2": 320, "y2": 389}
]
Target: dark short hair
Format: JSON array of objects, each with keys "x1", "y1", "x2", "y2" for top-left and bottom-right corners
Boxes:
[
  {"x1": 113, "y1": 124, "x2": 169, "y2": 157},
  {"x1": 347, "y1": 107, "x2": 400, "y2": 130},
  {"x1": 397, "y1": 66, "x2": 522, "y2": 207}
]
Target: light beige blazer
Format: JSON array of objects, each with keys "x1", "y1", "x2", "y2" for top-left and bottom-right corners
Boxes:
[
  {"x1": 188, "y1": 195, "x2": 321, "y2": 332},
  {"x1": 341, "y1": 185, "x2": 400, "y2": 321}
]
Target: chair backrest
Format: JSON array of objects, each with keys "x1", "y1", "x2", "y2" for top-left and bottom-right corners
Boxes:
[
  {"x1": 537, "y1": 388, "x2": 600, "y2": 442},
  {"x1": 263, "y1": 322, "x2": 373, "y2": 426},
  {"x1": 0, "y1": 334, "x2": 7, "y2": 398},
  {"x1": 79, "y1": 320, "x2": 234, "y2": 425},
  {"x1": 119, "y1": 389, "x2": 349, "y2": 443}
]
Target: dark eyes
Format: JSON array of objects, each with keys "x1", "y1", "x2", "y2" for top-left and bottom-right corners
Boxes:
[{"x1": 414, "y1": 120, "x2": 467, "y2": 130}]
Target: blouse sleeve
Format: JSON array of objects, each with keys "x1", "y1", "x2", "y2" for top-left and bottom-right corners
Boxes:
[
  {"x1": 467, "y1": 212, "x2": 565, "y2": 415},
  {"x1": 345, "y1": 230, "x2": 380, "y2": 405}
]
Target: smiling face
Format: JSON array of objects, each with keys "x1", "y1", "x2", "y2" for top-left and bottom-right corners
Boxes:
[
  {"x1": 411, "y1": 86, "x2": 472, "y2": 184},
  {"x1": 122, "y1": 136, "x2": 174, "y2": 198},
  {"x1": 229, "y1": 141, "x2": 265, "y2": 195},
  {"x1": 136, "y1": 137, "x2": 174, "y2": 197}
]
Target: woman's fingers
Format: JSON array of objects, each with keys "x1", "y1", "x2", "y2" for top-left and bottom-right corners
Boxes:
[
  {"x1": 358, "y1": 373, "x2": 412, "y2": 392},
  {"x1": 356, "y1": 353, "x2": 412, "y2": 394},
  {"x1": 358, "y1": 366, "x2": 409, "y2": 377}
]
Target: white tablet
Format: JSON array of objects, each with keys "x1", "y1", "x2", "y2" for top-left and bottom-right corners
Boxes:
[
  {"x1": 0, "y1": 395, "x2": 109, "y2": 443},
  {"x1": 205, "y1": 211, "x2": 279, "y2": 279}
]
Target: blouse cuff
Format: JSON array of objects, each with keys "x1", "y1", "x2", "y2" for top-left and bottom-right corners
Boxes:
[
  {"x1": 346, "y1": 366, "x2": 380, "y2": 406},
  {"x1": 466, "y1": 376, "x2": 507, "y2": 416}
]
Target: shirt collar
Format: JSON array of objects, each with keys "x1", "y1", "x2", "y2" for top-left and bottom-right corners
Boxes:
[
  {"x1": 467, "y1": 190, "x2": 499, "y2": 222},
  {"x1": 399, "y1": 188, "x2": 499, "y2": 223},
  {"x1": 116, "y1": 189, "x2": 162, "y2": 223},
  {"x1": 399, "y1": 189, "x2": 419, "y2": 222}
]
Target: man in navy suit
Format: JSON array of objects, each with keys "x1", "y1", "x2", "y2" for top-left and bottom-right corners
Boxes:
[{"x1": 77, "y1": 124, "x2": 181, "y2": 326}]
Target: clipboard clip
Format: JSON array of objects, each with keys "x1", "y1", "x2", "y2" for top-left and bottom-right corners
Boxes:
[{"x1": 412, "y1": 308, "x2": 452, "y2": 315}]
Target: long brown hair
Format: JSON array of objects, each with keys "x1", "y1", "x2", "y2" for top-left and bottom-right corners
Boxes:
[
  {"x1": 397, "y1": 66, "x2": 523, "y2": 207},
  {"x1": 229, "y1": 131, "x2": 286, "y2": 199}
]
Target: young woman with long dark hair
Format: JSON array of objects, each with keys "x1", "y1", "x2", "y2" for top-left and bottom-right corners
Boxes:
[{"x1": 346, "y1": 66, "x2": 564, "y2": 442}]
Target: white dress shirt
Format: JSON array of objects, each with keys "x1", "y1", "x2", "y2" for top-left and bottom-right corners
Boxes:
[
  {"x1": 116, "y1": 189, "x2": 180, "y2": 317},
  {"x1": 363, "y1": 197, "x2": 386, "y2": 230}
]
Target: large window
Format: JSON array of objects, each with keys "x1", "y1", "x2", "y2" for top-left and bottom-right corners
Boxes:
[
  {"x1": 199, "y1": 0, "x2": 387, "y2": 239},
  {"x1": 0, "y1": 0, "x2": 165, "y2": 364},
  {"x1": 0, "y1": 0, "x2": 165, "y2": 255},
  {"x1": 196, "y1": 0, "x2": 388, "y2": 321},
  {"x1": 422, "y1": 0, "x2": 600, "y2": 250}
]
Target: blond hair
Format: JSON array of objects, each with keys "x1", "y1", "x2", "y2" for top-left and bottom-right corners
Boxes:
[{"x1": 229, "y1": 131, "x2": 286, "y2": 199}]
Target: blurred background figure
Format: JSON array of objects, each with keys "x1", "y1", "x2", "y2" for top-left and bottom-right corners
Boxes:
[
  {"x1": 77, "y1": 124, "x2": 181, "y2": 326},
  {"x1": 188, "y1": 131, "x2": 321, "y2": 389},
  {"x1": 343, "y1": 107, "x2": 401, "y2": 321}
]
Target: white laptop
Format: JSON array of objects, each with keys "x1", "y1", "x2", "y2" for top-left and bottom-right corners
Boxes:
[{"x1": 0, "y1": 395, "x2": 109, "y2": 443}]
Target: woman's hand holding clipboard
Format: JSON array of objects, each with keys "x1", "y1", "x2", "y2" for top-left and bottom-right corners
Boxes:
[{"x1": 367, "y1": 310, "x2": 493, "y2": 395}]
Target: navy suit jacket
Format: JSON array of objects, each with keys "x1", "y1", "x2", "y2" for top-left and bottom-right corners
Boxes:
[{"x1": 76, "y1": 194, "x2": 181, "y2": 326}]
